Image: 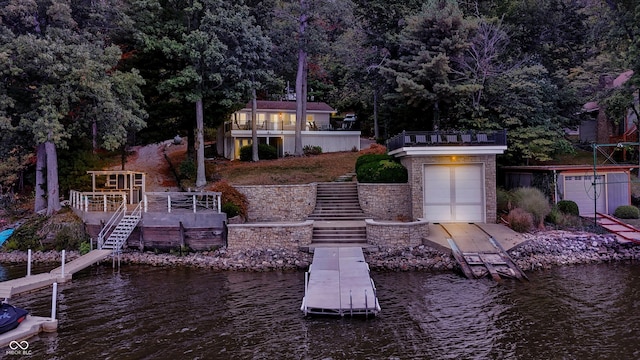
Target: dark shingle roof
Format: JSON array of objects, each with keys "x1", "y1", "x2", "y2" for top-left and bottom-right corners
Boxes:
[{"x1": 243, "y1": 100, "x2": 335, "y2": 113}]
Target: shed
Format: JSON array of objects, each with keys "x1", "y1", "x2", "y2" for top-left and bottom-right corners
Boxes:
[{"x1": 501, "y1": 165, "x2": 638, "y2": 216}]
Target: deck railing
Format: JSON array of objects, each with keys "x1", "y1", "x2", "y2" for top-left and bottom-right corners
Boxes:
[
  {"x1": 69, "y1": 191, "x2": 127, "y2": 212},
  {"x1": 143, "y1": 192, "x2": 222, "y2": 213},
  {"x1": 386, "y1": 129, "x2": 507, "y2": 152},
  {"x1": 69, "y1": 190, "x2": 222, "y2": 214}
]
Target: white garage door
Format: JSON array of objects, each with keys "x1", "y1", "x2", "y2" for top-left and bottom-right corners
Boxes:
[
  {"x1": 563, "y1": 175, "x2": 605, "y2": 215},
  {"x1": 423, "y1": 164, "x2": 485, "y2": 222}
]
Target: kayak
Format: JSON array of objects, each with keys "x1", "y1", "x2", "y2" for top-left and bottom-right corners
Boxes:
[{"x1": 0, "y1": 228, "x2": 14, "y2": 246}]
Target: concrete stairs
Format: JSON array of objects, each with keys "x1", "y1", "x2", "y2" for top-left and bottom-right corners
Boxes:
[{"x1": 307, "y1": 182, "x2": 370, "y2": 249}]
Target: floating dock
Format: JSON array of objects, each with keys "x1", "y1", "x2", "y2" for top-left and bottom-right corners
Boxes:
[{"x1": 301, "y1": 247, "x2": 380, "y2": 316}]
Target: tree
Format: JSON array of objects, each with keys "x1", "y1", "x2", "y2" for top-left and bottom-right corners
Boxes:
[
  {"x1": 1, "y1": 0, "x2": 147, "y2": 214},
  {"x1": 381, "y1": 0, "x2": 475, "y2": 130},
  {"x1": 136, "y1": 0, "x2": 271, "y2": 185},
  {"x1": 272, "y1": 0, "x2": 353, "y2": 155}
]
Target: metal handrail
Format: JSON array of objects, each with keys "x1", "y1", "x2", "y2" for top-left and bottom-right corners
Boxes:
[
  {"x1": 97, "y1": 197, "x2": 127, "y2": 250},
  {"x1": 111, "y1": 202, "x2": 142, "y2": 253}
]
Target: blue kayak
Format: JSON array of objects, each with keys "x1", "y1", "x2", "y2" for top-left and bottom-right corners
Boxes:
[{"x1": 0, "y1": 228, "x2": 14, "y2": 246}]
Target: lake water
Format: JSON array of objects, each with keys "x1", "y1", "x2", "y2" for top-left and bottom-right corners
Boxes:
[{"x1": 2, "y1": 262, "x2": 639, "y2": 359}]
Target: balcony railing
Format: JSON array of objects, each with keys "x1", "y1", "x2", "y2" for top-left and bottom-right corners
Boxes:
[
  {"x1": 387, "y1": 129, "x2": 507, "y2": 152},
  {"x1": 224, "y1": 121, "x2": 338, "y2": 132}
]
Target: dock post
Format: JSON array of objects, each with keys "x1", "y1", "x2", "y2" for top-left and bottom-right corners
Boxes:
[
  {"x1": 51, "y1": 282, "x2": 57, "y2": 320},
  {"x1": 27, "y1": 249, "x2": 31, "y2": 277},
  {"x1": 61, "y1": 250, "x2": 65, "y2": 278}
]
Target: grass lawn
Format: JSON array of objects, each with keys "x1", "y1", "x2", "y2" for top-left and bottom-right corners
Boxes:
[{"x1": 208, "y1": 151, "x2": 362, "y2": 185}]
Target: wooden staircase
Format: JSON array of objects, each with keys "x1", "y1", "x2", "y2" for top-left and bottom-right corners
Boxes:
[{"x1": 308, "y1": 182, "x2": 368, "y2": 248}]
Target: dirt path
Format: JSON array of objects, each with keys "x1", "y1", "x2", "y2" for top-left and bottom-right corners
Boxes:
[{"x1": 108, "y1": 140, "x2": 186, "y2": 192}]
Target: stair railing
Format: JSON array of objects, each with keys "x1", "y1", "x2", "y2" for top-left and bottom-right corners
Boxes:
[
  {"x1": 97, "y1": 196, "x2": 127, "y2": 250},
  {"x1": 111, "y1": 202, "x2": 142, "y2": 252}
]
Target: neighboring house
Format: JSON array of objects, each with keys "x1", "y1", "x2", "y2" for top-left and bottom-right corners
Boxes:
[
  {"x1": 501, "y1": 165, "x2": 637, "y2": 216},
  {"x1": 387, "y1": 130, "x2": 508, "y2": 223},
  {"x1": 580, "y1": 70, "x2": 638, "y2": 147},
  {"x1": 218, "y1": 100, "x2": 361, "y2": 159}
]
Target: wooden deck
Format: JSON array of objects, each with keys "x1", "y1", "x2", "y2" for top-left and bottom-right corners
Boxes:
[
  {"x1": 0, "y1": 250, "x2": 112, "y2": 299},
  {"x1": 301, "y1": 247, "x2": 380, "y2": 316}
]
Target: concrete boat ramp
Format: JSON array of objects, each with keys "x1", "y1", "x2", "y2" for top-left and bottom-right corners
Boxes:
[{"x1": 301, "y1": 247, "x2": 380, "y2": 317}]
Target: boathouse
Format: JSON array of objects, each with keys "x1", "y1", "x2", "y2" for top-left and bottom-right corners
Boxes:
[
  {"x1": 69, "y1": 170, "x2": 227, "y2": 251},
  {"x1": 386, "y1": 130, "x2": 508, "y2": 223}
]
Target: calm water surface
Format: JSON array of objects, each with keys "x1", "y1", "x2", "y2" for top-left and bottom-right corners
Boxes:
[{"x1": 1, "y1": 262, "x2": 639, "y2": 359}]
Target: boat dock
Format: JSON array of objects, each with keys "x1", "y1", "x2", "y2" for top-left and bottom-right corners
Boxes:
[
  {"x1": 0, "y1": 250, "x2": 112, "y2": 299},
  {"x1": 301, "y1": 247, "x2": 380, "y2": 316},
  {"x1": 0, "y1": 249, "x2": 112, "y2": 346}
]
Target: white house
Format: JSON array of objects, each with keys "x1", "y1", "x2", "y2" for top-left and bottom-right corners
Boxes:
[{"x1": 218, "y1": 100, "x2": 361, "y2": 159}]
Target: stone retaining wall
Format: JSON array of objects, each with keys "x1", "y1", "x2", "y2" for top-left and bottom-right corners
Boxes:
[
  {"x1": 359, "y1": 183, "x2": 411, "y2": 220},
  {"x1": 365, "y1": 219, "x2": 429, "y2": 247},
  {"x1": 226, "y1": 221, "x2": 313, "y2": 250},
  {"x1": 235, "y1": 184, "x2": 316, "y2": 222}
]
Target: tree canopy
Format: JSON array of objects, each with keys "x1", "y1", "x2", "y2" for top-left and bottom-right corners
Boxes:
[{"x1": 2, "y1": 0, "x2": 639, "y2": 205}]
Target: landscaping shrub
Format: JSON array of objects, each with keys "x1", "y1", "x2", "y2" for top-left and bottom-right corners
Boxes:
[
  {"x1": 239, "y1": 144, "x2": 277, "y2": 161},
  {"x1": 614, "y1": 205, "x2": 640, "y2": 219},
  {"x1": 496, "y1": 188, "x2": 511, "y2": 214},
  {"x1": 355, "y1": 154, "x2": 394, "y2": 172},
  {"x1": 303, "y1": 145, "x2": 323, "y2": 156},
  {"x1": 359, "y1": 143, "x2": 387, "y2": 155},
  {"x1": 556, "y1": 200, "x2": 579, "y2": 216},
  {"x1": 511, "y1": 187, "x2": 551, "y2": 229},
  {"x1": 179, "y1": 159, "x2": 196, "y2": 180},
  {"x1": 356, "y1": 159, "x2": 408, "y2": 183},
  {"x1": 208, "y1": 180, "x2": 248, "y2": 219},
  {"x1": 506, "y1": 208, "x2": 534, "y2": 233},
  {"x1": 222, "y1": 202, "x2": 242, "y2": 218}
]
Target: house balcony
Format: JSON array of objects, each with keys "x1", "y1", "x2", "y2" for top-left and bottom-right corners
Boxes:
[{"x1": 224, "y1": 120, "x2": 339, "y2": 133}]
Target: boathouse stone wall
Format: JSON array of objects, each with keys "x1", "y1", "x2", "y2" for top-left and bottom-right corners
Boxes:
[
  {"x1": 358, "y1": 183, "x2": 411, "y2": 220},
  {"x1": 399, "y1": 155, "x2": 497, "y2": 222},
  {"x1": 235, "y1": 184, "x2": 316, "y2": 222},
  {"x1": 365, "y1": 219, "x2": 428, "y2": 247},
  {"x1": 227, "y1": 221, "x2": 313, "y2": 250}
]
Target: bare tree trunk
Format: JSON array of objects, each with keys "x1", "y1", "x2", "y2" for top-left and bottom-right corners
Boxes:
[
  {"x1": 294, "y1": 2, "x2": 308, "y2": 156},
  {"x1": 251, "y1": 88, "x2": 259, "y2": 161},
  {"x1": 373, "y1": 90, "x2": 379, "y2": 139},
  {"x1": 295, "y1": 49, "x2": 308, "y2": 156},
  {"x1": 34, "y1": 143, "x2": 46, "y2": 213},
  {"x1": 92, "y1": 119, "x2": 98, "y2": 154},
  {"x1": 195, "y1": 99, "x2": 206, "y2": 187},
  {"x1": 45, "y1": 140, "x2": 61, "y2": 215}
]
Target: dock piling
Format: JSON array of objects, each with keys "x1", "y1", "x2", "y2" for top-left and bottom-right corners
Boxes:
[{"x1": 27, "y1": 250, "x2": 31, "y2": 277}]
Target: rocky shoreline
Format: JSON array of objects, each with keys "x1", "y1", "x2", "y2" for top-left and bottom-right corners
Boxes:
[{"x1": 0, "y1": 231, "x2": 639, "y2": 273}]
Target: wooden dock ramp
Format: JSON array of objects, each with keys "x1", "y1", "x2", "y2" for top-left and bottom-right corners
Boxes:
[
  {"x1": 441, "y1": 223, "x2": 528, "y2": 282},
  {"x1": 301, "y1": 247, "x2": 380, "y2": 316}
]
